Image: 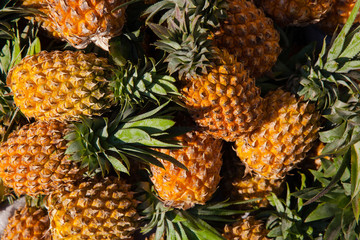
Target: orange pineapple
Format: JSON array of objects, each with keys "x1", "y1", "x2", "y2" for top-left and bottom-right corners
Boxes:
[
  {"x1": 150, "y1": 131, "x2": 223, "y2": 210},
  {"x1": 319, "y1": 0, "x2": 360, "y2": 34},
  {"x1": 259, "y1": 0, "x2": 335, "y2": 26},
  {"x1": 213, "y1": 0, "x2": 281, "y2": 77},
  {"x1": 235, "y1": 89, "x2": 321, "y2": 179},
  {"x1": 22, "y1": 0, "x2": 128, "y2": 50},
  {"x1": 223, "y1": 216, "x2": 270, "y2": 240},
  {"x1": 2, "y1": 206, "x2": 51, "y2": 240},
  {"x1": 0, "y1": 120, "x2": 83, "y2": 196},
  {"x1": 181, "y1": 49, "x2": 264, "y2": 142}
]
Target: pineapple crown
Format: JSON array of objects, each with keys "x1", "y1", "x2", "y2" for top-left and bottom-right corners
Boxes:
[
  {"x1": 65, "y1": 102, "x2": 187, "y2": 176},
  {"x1": 109, "y1": 57, "x2": 180, "y2": 107},
  {"x1": 148, "y1": 6, "x2": 214, "y2": 79},
  {"x1": 143, "y1": 0, "x2": 227, "y2": 28},
  {"x1": 139, "y1": 181, "x2": 253, "y2": 240}
]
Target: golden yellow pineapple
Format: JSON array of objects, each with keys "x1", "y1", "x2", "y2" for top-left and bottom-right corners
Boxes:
[
  {"x1": 259, "y1": 0, "x2": 335, "y2": 26},
  {"x1": 223, "y1": 216, "x2": 270, "y2": 240},
  {"x1": 47, "y1": 177, "x2": 139, "y2": 240},
  {"x1": 7, "y1": 50, "x2": 112, "y2": 121},
  {"x1": 2, "y1": 206, "x2": 51, "y2": 240},
  {"x1": 0, "y1": 120, "x2": 83, "y2": 196},
  {"x1": 213, "y1": 0, "x2": 281, "y2": 77},
  {"x1": 235, "y1": 89, "x2": 321, "y2": 179},
  {"x1": 22, "y1": 0, "x2": 128, "y2": 50},
  {"x1": 150, "y1": 131, "x2": 223, "y2": 210},
  {"x1": 319, "y1": 0, "x2": 360, "y2": 34}
]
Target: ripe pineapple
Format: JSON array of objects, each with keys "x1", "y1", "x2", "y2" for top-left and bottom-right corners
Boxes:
[
  {"x1": 22, "y1": 0, "x2": 128, "y2": 50},
  {"x1": 223, "y1": 216, "x2": 270, "y2": 240},
  {"x1": 7, "y1": 50, "x2": 176, "y2": 121},
  {"x1": 259, "y1": 0, "x2": 335, "y2": 26},
  {"x1": 319, "y1": 0, "x2": 360, "y2": 34},
  {"x1": 46, "y1": 177, "x2": 139, "y2": 240},
  {"x1": 0, "y1": 120, "x2": 83, "y2": 196},
  {"x1": 230, "y1": 170, "x2": 284, "y2": 208},
  {"x1": 213, "y1": 0, "x2": 281, "y2": 77},
  {"x1": 2, "y1": 206, "x2": 51, "y2": 240},
  {"x1": 150, "y1": 131, "x2": 223, "y2": 210},
  {"x1": 235, "y1": 89, "x2": 321, "y2": 179},
  {"x1": 181, "y1": 49, "x2": 264, "y2": 141}
]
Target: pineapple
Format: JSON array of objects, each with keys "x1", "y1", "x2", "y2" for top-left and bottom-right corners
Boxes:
[
  {"x1": 235, "y1": 89, "x2": 321, "y2": 179},
  {"x1": 150, "y1": 131, "x2": 223, "y2": 210},
  {"x1": 319, "y1": 0, "x2": 360, "y2": 34},
  {"x1": 223, "y1": 216, "x2": 270, "y2": 240},
  {"x1": 46, "y1": 176, "x2": 139, "y2": 240},
  {"x1": 22, "y1": 0, "x2": 128, "y2": 50},
  {"x1": 181, "y1": 49, "x2": 264, "y2": 141},
  {"x1": 213, "y1": 0, "x2": 281, "y2": 77},
  {"x1": 230, "y1": 169, "x2": 284, "y2": 208},
  {"x1": 259, "y1": 0, "x2": 335, "y2": 26},
  {"x1": 7, "y1": 50, "x2": 177, "y2": 121},
  {"x1": 0, "y1": 120, "x2": 83, "y2": 196},
  {"x1": 2, "y1": 206, "x2": 51, "y2": 240}
]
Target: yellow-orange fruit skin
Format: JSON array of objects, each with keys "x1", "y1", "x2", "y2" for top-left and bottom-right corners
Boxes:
[
  {"x1": 150, "y1": 131, "x2": 223, "y2": 210},
  {"x1": 182, "y1": 50, "x2": 264, "y2": 142},
  {"x1": 213, "y1": 0, "x2": 281, "y2": 77},
  {"x1": 22, "y1": 0, "x2": 128, "y2": 50},
  {"x1": 235, "y1": 89, "x2": 321, "y2": 179},
  {"x1": 47, "y1": 177, "x2": 139, "y2": 240},
  {"x1": 223, "y1": 216, "x2": 270, "y2": 240},
  {"x1": 319, "y1": 0, "x2": 360, "y2": 34},
  {"x1": 2, "y1": 206, "x2": 51, "y2": 240},
  {"x1": 7, "y1": 50, "x2": 113, "y2": 121},
  {"x1": 0, "y1": 120, "x2": 83, "y2": 196},
  {"x1": 260, "y1": 0, "x2": 335, "y2": 26}
]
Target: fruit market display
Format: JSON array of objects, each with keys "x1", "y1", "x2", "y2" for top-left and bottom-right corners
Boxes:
[{"x1": 1, "y1": 0, "x2": 360, "y2": 239}]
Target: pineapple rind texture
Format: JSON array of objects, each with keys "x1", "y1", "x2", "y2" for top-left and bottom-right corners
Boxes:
[
  {"x1": 235, "y1": 89, "x2": 321, "y2": 179},
  {"x1": 150, "y1": 131, "x2": 223, "y2": 210},
  {"x1": 260, "y1": 0, "x2": 335, "y2": 26},
  {"x1": 2, "y1": 206, "x2": 51, "y2": 240},
  {"x1": 319, "y1": 0, "x2": 360, "y2": 34},
  {"x1": 23, "y1": 0, "x2": 128, "y2": 50},
  {"x1": 0, "y1": 120, "x2": 83, "y2": 196},
  {"x1": 223, "y1": 216, "x2": 270, "y2": 240},
  {"x1": 214, "y1": 0, "x2": 281, "y2": 77},
  {"x1": 47, "y1": 177, "x2": 139, "y2": 240},
  {"x1": 182, "y1": 50, "x2": 264, "y2": 142},
  {"x1": 230, "y1": 172, "x2": 284, "y2": 208},
  {"x1": 7, "y1": 50, "x2": 113, "y2": 121}
]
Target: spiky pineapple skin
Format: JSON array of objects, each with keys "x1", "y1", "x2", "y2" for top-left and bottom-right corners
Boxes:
[
  {"x1": 230, "y1": 171, "x2": 284, "y2": 208},
  {"x1": 213, "y1": 0, "x2": 281, "y2": 77},
  {"x1": 223, "y1": 216, "x2": 270, "y2": 240},
  {"x1": 7, "y1": 50, "x2": 113, "y2": 121},
  {"x1": 47, "y1": 177, "x2": 139, "y2": 240},
  {"x1": 0, "y1": 120, "x2": 83, "y2": 196},
  {"x1": 150, "y1": 131, "x2": 223, "y2": 210},
  {"x1": 23, "y1": 0, "x2": 128, "y2": 50},
  {"x1": 319, "y1": 0, "x2": 360, "y2": 34},
  {"x1": 235, "y1": 89, "x2": 321, "y2": 179},
  {"x1": 259, "y1": 0, "x2": 335, "y2": 26},
  {"x1": 182, "y1": 49, "x2": 264, "y2": 142},
  {"x1": 2, "y1": 206, "x2": 51, "y2": 240}
]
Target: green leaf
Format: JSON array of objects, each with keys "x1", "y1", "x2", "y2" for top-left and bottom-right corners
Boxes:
[
  {"x1": 114, "y1": 128, "x2": 151, "y2": 143},
  {"x1": 65, "y1": 140, "x2": 84, "y2": 155},
  {"x1": 106, "y1": 154, "x2": 129, "y2": 174},
  {"x1": 351, "y1": 141, "x2": 360, "y2": 221},
  {"x1": 121, "y1": 118, "x2": 175, "y2": 134},
  {"x1": 305, "y1": 203, "x2": 339, "y2": 222}
]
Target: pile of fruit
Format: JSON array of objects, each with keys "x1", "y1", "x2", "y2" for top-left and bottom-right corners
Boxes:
[{"x1": 1, "y1": 0, "x2": 360, "y2": 239}]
